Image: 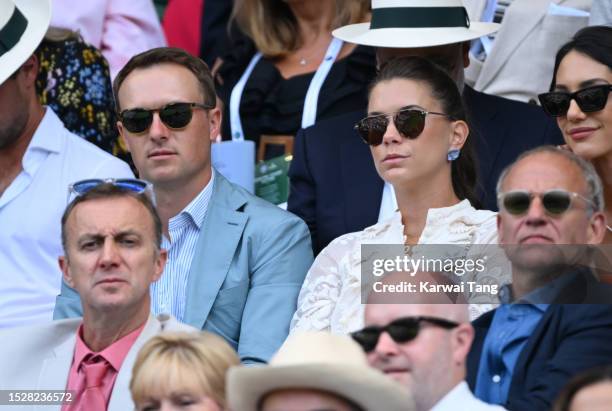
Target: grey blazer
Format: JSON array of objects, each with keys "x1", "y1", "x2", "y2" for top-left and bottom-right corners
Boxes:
[
  {"x1": 590, "y1": 0, "x2": 612, "y2": 25},
  {"x1": 54, "y1": 171, "x2": 314, "y2": 364},
  {"x1": 0, "y1": 314, "x2": 194, "y2": 411},
  {"x1": 466, "y1": 0, "x2": 591, "y2": 103}
]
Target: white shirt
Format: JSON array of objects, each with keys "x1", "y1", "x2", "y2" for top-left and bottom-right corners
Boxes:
[
  {"x1": 151, "y1": 171, "x2": 215, "y2": 320},
  {"x1": 0, "y1": 108, "x2": 133, "y2": 328},
  {"x1": 377, "y1": 182, "x2": 397, "y2": 222},
  {"x1": 290, "y1": 200, "x2": 507, "y2": 335},
  {"x1": 432, "y1": 382, "x2": 508, "y2": 411}
]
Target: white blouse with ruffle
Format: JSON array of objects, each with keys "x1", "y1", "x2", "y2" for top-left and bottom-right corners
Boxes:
[{"x1": 290, "y1": 200, "x2": 507, "y2": 335}]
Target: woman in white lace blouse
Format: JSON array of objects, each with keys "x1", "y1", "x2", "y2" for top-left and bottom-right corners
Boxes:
[{"x1": 290, "y1": 56, "x2": 503, "y2": 334}]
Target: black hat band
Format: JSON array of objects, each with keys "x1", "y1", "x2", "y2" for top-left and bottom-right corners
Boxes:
[
  {"x1": 370, "y1": 6, "x2": 470, "y2": 29},
  {"x1": 0, "y1": 6, "x2": 28, "y2": 57}
]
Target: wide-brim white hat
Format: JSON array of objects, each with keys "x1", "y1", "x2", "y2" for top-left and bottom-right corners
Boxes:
[
  {"x1": 333, "y1": 0, "x2": 500, "y2": 48},
  {"x1": 0, "y1": 0, "x2": 51, "y2": 85},
  {"x1": 227, "y1": 332, "x2": 414, "y2": 411}
]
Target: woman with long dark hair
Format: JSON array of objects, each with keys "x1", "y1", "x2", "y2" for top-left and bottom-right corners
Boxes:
[
  {"x1": 539, "y1": 26, "x2": 612, "y2": 244},
  {"x1": 291, "y1": 56, "x2": 501, "y2": 334}
]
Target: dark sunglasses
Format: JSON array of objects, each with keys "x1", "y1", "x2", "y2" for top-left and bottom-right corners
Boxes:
[
  {"x1": 498, "y1": 189, "x2": 595, "y2": 216},
  {"x1": 538, "y1": 85, "x2": 612, "y2": 117},
  {"x1": 354, "y1": 107, "x2": 454, "y2": 146},
  {"x1": 67, "y1": 178, "x2": 153, "y2": 203},
  {"x1": 119, "y1": 102, "x2": 214, "y2": 133},
  {"x1": 351, "y1": 316, "x2": 459, "y2": 353}
]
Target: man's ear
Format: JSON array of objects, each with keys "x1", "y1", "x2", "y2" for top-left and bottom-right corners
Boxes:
[
  {"x1": 497, "y1": 213, "x2": 504, "y2": 244},
  {"x1": 117, "y1": 121, "x2": 132, "y2": 153},
  {"x1": 59, "y1": 256, "x2": 76, "y2": 288},
  {"x1": 587, "y1": 211, "x2": 607, "y2": 244},
  {"x1": 151, "y1": 248, "x2": 168, "y2": 283},
  {"x1": 18, "y1": 54, "x2": 39, "y2": 89},
  {"x1": 208, "y1": 106, "x2": 222, "y2": 143},
  {"x1": 461, "y1": 41, "x2": 471, "y2": 68},
  {"x1": 452, "y1": 323, "x2": 474, "y2": 365}
]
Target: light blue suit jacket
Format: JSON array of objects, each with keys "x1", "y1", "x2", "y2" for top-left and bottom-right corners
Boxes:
[{"x1": 53, "y1": 172, "x2": 313, "y2": 364}]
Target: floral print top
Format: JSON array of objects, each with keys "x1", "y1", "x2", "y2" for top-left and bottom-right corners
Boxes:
[{"x1": 36, "y1": 35, "x2": 131, "y2": 164}]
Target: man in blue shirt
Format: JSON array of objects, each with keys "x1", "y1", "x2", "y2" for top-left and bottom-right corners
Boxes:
[{"x1": 467, "y1": 146, "x2": 612, "y2": 411}]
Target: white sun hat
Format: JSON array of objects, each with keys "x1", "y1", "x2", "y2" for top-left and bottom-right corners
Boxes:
[
  {"x1": 333, "y1": 0, "x2": 500, "y2": 48},
  {"x1": 0, "y1": 0, "x2": 51, "y2": 85},
  {"x1": 227, "y1": 332, "x2": 415, "y2": 411}
]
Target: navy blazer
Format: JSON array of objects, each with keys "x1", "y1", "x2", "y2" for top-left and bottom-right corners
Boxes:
[
  {"x1": 467, "y1": 276, "x2": 612, "y2": 411},
  {"x1": 54, "y1": 172, "x2": 314, "y2": 364},
  {"x1": 288, "y1": 86, "x2": 563, "y2": 254}
]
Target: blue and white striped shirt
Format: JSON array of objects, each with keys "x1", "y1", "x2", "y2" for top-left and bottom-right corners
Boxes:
[{"x1": 151, "y1": 171, "x2": 215, "y2": 320}]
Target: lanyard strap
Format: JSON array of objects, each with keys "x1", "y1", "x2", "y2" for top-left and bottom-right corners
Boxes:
[
  {"x1": 229, "y1": 37, "x2": 344, "y2": 141},
  {"x1": 229, "y1": 52, "x2": 263, "y2": 141},
  {"x1": 302, "y1": 37, "x2": 343, "y2": 128}
]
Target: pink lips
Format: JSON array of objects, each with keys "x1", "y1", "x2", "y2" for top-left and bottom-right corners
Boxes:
[
  {"x1": 383, "y1": 154, "x2": 408, "y2": 163},
  {"x1": 568, "y1": 127, "x2": 598, "y2": 141}
]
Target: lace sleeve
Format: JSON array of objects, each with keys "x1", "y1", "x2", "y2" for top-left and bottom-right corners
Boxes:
[{"x1": 290, "y1": 237, "x2": 350, "y2": 333}]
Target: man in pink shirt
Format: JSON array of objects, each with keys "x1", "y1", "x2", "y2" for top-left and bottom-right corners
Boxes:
[{"x1": 0, "y1": 182, "x2": 195, "y2": 411}]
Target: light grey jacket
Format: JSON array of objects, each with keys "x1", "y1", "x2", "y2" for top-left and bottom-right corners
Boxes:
[
  {"x1": 0, "y1": 314, "x2": 195, "y2": 411},
  {"x1": 466, "y1": 0, "x2": 591, "y2": 103}
]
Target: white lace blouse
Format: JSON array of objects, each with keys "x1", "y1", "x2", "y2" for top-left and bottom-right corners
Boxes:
[{"x1": 290, "y1": 200, "x2": 504, "y2": 335}]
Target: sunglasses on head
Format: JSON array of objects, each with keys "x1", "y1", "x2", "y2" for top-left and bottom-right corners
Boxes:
[
  {"x1": 498, "y1": 189, "x2": 595, "y2": 216},
  {"x1": 119, "y1": 102, "x2": 214, "y2": 134},
  {"x1": 354, "y1": 107, "x2": 454, "y2": 146},
  {"x1": 67, "y1": 178, "x2": 154, "y2": 203},
  {"x1": 351, "y1": 316, "x2": 459, "y2": 353},
  {"x1": 538, "y1": 84, "x2": 612, "y2": 117}
]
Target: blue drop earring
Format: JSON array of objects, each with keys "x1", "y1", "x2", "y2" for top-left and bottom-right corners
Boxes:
[{"x1": 447, "y1": 149, "x2": 460, "y2": 161}]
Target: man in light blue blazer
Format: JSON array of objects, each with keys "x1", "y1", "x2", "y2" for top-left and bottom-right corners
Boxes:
[{"x1": 53, "y1": 47, "x2": 314, "y2": 365}]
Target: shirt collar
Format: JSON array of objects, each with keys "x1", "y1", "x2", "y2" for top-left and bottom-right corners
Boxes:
[
  {"x1": 21, "y1": 108, "x2": 64, "y2": 174},
  {"x1": 73, "y1": 321, "x2": 146, "y2": 372},
  {"x1": 170, "y1": 169, "x2": 215, "y2": 231},
  {"x1": 27, "y1": 107, "x2": 63, "y2": 154},
  {"x1": 499, "y1": 271, "x2": 577, "y2": 308},
  {"x1": 426, "y1": 199, "x2": 473, "y2": 220},
  {"x1": 390, "y1": 199, "x2": 475, "y2": 225},
  {"x1": 184, "y1": 169, "x2": 215, "y2": 229},
  {"x1": 431, "y1": 381, "x2": 472, "y2": 411},
  {"x1": 521, "y1": 272, "x2": 576, "y2": 306}
]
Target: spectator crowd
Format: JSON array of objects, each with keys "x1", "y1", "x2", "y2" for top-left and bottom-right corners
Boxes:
[{"x1": 1, "y1": 0, "x2": 612, "y2": 410}]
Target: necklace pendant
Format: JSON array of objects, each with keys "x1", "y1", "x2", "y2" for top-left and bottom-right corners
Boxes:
[{"x1": 299, "y1": 57, "x2": 307, "y2": 66}]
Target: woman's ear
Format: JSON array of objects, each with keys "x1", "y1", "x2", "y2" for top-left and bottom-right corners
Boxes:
[{"x1": 448, "y1": 119, "x2": 469, "y2": 151}]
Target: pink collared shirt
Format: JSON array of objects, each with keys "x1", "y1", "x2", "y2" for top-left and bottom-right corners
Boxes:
[{"x1": 62, "y1": 322, "x2": 145, "y2": 411}]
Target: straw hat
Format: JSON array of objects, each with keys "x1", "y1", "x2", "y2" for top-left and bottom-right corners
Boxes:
[
  {"x1": 333, "y1": 0, "x2": 500, "y2": 48},
  {"x1": 0, "y1": 0, "x2": 51, "y2": 85},
  {"x1": 227, "y1": 332, "x2": 414, "y2": 411}
]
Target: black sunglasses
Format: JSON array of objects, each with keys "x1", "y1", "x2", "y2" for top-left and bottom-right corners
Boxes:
[
  {"x1": 351, "y1": 316, "x2": 459, "y2": 353},
  {"x1": 538, "y1": 85, "x2": 612, "y2": 117},
  {"x1": 498, "y1": 189, "x2": 595, "y2": 216},
  {"x1": 354, "y1": 107, "x2": 454, "y2": 146},
  {"x1": 119, "y1": 102, "x2": 214, "y2": 133}
]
